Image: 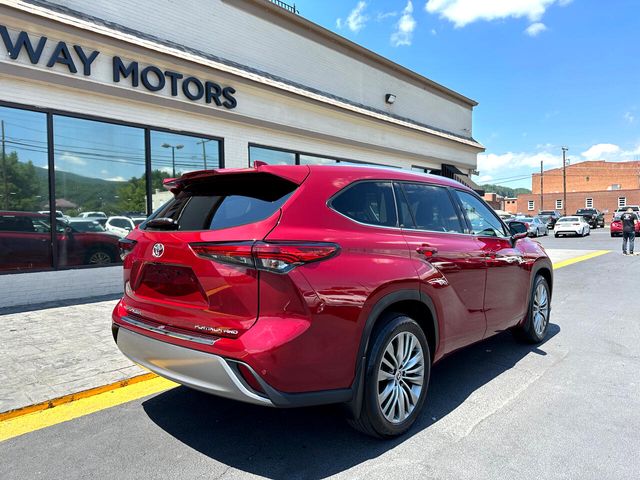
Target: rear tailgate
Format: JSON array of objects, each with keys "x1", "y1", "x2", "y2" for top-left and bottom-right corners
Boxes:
[{"x1": 122, "y1": 167, "x2": 309, "y2": 337}]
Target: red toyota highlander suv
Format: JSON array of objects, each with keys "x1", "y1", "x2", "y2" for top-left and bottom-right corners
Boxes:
[{"x1": 112, "y1": 164, "x2": 552, "y2": 437}]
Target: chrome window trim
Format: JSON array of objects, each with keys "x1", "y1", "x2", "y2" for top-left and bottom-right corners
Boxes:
[{"x1": 120, "y1": 315, "x2": 219, "y2": 346}]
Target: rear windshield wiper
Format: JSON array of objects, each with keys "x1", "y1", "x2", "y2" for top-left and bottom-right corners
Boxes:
[{"x1": 144, "y1": 217, "x2": 179, "y2": 230}]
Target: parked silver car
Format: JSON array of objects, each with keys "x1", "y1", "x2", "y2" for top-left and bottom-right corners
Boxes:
[{"x1": 512, "y1": 216, "x2": 548, "y2": 237}]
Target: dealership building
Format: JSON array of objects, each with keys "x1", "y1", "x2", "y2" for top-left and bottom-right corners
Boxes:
[{"x1": 0, "y1": 0, "x2": 483, "y2": 307}]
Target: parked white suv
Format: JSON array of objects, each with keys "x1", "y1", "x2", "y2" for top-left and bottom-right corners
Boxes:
[
  {"x1": 104, "y1": 216, "x2": 146, "y2": 238},
  {"x1": 612, "y1": 205, "x2": 640, "y2": 220}
]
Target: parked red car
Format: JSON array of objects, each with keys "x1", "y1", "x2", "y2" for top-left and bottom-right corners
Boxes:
[
  {"x1": 0, "y1": 211, "x2": 121, "y2": 271},
  {"x1": 112, "y1": 164, "x2": 553, "y2": 437},
  {"x1": 610, "y1": 218, "x2": 640, "y2": 237}
]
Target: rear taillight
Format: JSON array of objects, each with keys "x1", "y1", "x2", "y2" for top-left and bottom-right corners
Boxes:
[
  {"x1": 190, "y1": 241, "x2": 339, "y2": 274},
  {"x1": 118, "y1": 238, "x2": 137, "y2": 260}
]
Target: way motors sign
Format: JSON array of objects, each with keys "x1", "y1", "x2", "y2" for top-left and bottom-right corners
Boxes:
[{"x1": 0, "y1": 25, "x2": 238, "y2": 109}]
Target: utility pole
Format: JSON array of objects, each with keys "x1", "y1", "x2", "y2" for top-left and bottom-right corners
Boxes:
[
  {"x1": 196, "y1": 139, "x2": 212, "y2": 170},
  {"x1": 540, "y1": 160, "x2": 544, "y2": 212},
  {"x1": 562, "y1": 146, "x2": 568, "y2": 216},
  {"x1": 1, "y1": 120, "x2": 7, "y2": 210}
]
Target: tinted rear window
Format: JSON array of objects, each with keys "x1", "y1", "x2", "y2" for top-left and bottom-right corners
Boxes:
[
  {"x1": 330, "y1": 181, "x2": 397, "y2": 227},
  {"x1": 145, "y1": 173, "x2": 297, "y2": 231}
]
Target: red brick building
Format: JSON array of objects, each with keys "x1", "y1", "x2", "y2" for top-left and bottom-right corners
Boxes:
[{"x1": 516, "y1": 160, "x2": 640, "y2": 221}]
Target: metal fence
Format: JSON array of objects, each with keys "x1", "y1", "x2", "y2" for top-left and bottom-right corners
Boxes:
[{"x1": 268, "y1": 0, "x2": 299, "y2": 14}]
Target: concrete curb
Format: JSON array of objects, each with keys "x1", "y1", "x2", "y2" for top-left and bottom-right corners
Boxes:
[{"x1": 0, "y1": 373, "x2": 157, "y2": 422}]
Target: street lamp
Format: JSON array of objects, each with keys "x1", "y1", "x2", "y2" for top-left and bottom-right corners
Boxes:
[{"x1": 162, "y1": 143, "x2": 184, "y2": 177}]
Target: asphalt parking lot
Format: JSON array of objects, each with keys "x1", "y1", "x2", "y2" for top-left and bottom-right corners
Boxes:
[{"x1": 1, "y1": 228, "x2": 638, "y2": 480}]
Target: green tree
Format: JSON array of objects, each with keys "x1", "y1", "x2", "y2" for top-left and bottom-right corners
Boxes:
[
  {"x1": 1, "y1": 151, "x2": 45, "y2": 211},
  {"x1": 116, "y1": 175, "x2": 147, "y2": 214}
]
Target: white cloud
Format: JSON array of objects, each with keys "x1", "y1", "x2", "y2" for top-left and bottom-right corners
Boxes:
[
  {"x1": 478, "y1": 151, "x2": 562, "y2": 174},
  {"x1": 479, "y1": 174, "x2": 494, "y2": 182},
  {"x1": 377, "y1": 11, "x2": 398, "y2": 21},
  {"x1": 581, "y1": 143, "x2": 621, "y2": 160},
  {"x1": 623, "y1": 111, "x2": 635, "y2": 123},
  {"x1": 391, "y1": 1, "x2": 417, "y2": 46},
  {"x1": 525, "y1": 22, "x2": 547, "y2": 36},
  {"x1": 59, "y1": 152, "x2": 87, "y2": 166},
  {"x1": 424, "y1": 0, "x2": 569, "y2": 27},
  {"x1": 105, "y1": 176, "x2": 126, "y2": 182},
  {"x1": 430, "y1": 28, "x2": 437, "y2": 35},
  {"x1": 337, "y1": 1, "x2": 368, "y2": 33}
]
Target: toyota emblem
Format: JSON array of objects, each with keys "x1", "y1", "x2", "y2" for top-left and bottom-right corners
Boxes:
[{"x1": 152, "y1": 243, "x2": 165, "y2": 258}]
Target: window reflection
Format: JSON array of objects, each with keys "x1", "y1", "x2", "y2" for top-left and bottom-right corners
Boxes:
[
  {"x1": 0, "y1": 107, "x2": 51, "y2": 271},
  {"x1": 249, "y1": 146, "x2": 295, "y2": 165},
  {"x1": 150, "y1": 131, "x2": 220, "y2": 211},
  {"x1": 53, "y1": 115, "x2": 146, "y2": 267},
  {"x1": 299, "y1": 155, "x2": 337, "y2": 165}
]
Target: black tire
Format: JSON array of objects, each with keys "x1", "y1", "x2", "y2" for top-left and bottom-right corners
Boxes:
[
  {"x1": 348, "y1": 313, "x2": 431, "y2": 438},
  {"x1": 513, "y1": 275, "x2": 551, "y2": 344},
  {"x1": 554, "y1": 233, "x2": 559, "y2": 238}
]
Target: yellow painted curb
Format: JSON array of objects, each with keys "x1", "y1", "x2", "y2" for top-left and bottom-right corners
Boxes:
[
  {"x1": 0, "y1": 372, "x2": 158, "y2": 422},
  {"x1": 0, "y1": 376, "x2": 177, "y2": 442},
  {"x1": 552, "y1": 250, "x2": 610, "y2": 269}
]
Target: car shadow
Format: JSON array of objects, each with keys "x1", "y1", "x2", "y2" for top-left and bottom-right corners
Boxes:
[{"x1": 142, "y1": 324, "x2": 560, "y2": 479}]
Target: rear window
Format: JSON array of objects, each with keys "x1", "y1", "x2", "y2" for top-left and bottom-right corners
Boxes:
[
  {"x1": 560, "y1": 217, "x2": 579, "y2": 222},
  {"x1": 145, "y1": 173, "x2": 297, "y2": 231},
  {"x1": 330, "y1": 181, "x2": 397, "y2": 227}
]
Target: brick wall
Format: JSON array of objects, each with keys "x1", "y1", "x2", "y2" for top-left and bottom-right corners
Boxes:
[
  {"x1": 531, "y1": 161, "x2": 640, "y2": 195},
  {"x1": 516, "y1": 189, "x2": 640, "y2": 221}
]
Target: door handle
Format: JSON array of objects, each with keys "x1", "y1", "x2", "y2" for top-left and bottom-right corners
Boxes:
[{"x1": 416, "y1": 244, "x2": 438, "y2": 257}]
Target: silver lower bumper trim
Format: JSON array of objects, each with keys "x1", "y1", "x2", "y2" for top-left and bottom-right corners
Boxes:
[
  {"x1": 116, "y1": 327, "x2": 273, "y2": 406},
  {"x1": 120, "y1": 315, "x2": 218, "y2": 345}
]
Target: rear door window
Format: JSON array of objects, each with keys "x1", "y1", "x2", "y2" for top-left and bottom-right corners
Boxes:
[
  {"x1": 330, "y1": 181, "x2": 397, "y2": 228},
  {"x1": 398, "y1": 183, "x2": 464, "y2": 233},
  {"x1": 145, "y1": 173, "x2": 297, "y2": 231}
]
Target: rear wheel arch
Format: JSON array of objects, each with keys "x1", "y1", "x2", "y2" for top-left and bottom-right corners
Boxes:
[
  {"x1": 346, "y1": 290, "x2": 438, "y2": 420},
  {"x1": 358, "y1": 290, "x2": 439, "y2": 367}
]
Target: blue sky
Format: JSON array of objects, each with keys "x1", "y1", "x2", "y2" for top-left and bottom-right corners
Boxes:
[{"x1": 294, "y1": 0, "x2": 640, "y2": 189}]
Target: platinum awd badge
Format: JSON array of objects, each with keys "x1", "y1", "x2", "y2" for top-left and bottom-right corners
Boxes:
[{"x1": 152, "y1": 243, "x2": 165, "y2": 258}]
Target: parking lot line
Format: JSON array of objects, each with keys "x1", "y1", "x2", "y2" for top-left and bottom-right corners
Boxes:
[
  {"x1": 0, "y1": 376, "x2": 177, "y2": 443},
  {"x1": 552, "y1": 250, "x2": 610, "y2": 269}
]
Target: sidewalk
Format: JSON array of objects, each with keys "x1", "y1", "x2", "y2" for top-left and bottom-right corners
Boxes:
[{"x1": 0, "y1": 299, "x2": 145, "y2": 415}]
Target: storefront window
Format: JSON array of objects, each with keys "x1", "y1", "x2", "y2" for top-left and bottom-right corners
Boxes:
[
  {"x1": 249, "y1": 145, "x2": 296, "y2": 165},
  {"x1": 150, "y1": 131, "x2": 220, "y2": 211},
  {"x1": 0, "y1": 107, "x2": 51, "y2": 271},
  {"x1": 299, "y1": 154, "x2": 338, "y2": 165},
  {"x1": 53, "y1": 115, "x2": 146, "y2": 267}
]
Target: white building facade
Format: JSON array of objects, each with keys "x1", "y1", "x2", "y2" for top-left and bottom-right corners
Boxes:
[{"x1": 0, "y1": 0, "x2": 483, "y2": 307}]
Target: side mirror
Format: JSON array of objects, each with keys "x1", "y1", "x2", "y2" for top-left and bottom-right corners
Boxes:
[
  {"x1": 508, "y1": 221, "x2": 528, "y2": 242},
  {"x1": 64, "y1": 225, "x2": 74, "y2": 236}
]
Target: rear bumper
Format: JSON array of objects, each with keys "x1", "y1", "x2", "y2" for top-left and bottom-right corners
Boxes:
[{"x1": 115, "y1": 325, "x2": 274, "y2": 407}]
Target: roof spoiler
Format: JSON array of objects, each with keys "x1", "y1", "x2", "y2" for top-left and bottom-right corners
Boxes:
[{"x1": 162, "y1": 163, "x2": 310, "y2": 193}]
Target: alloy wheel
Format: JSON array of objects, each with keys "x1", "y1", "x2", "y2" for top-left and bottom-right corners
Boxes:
[
  {"x1": 377, "y1": 331, "x2": 425, "y2": 424},
  {"x1": 532, "y1": 282, "x2": 549, "y2": 336},
  {"x1": 89, "y1": 251, "x2": 112, "y2": 264}
]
